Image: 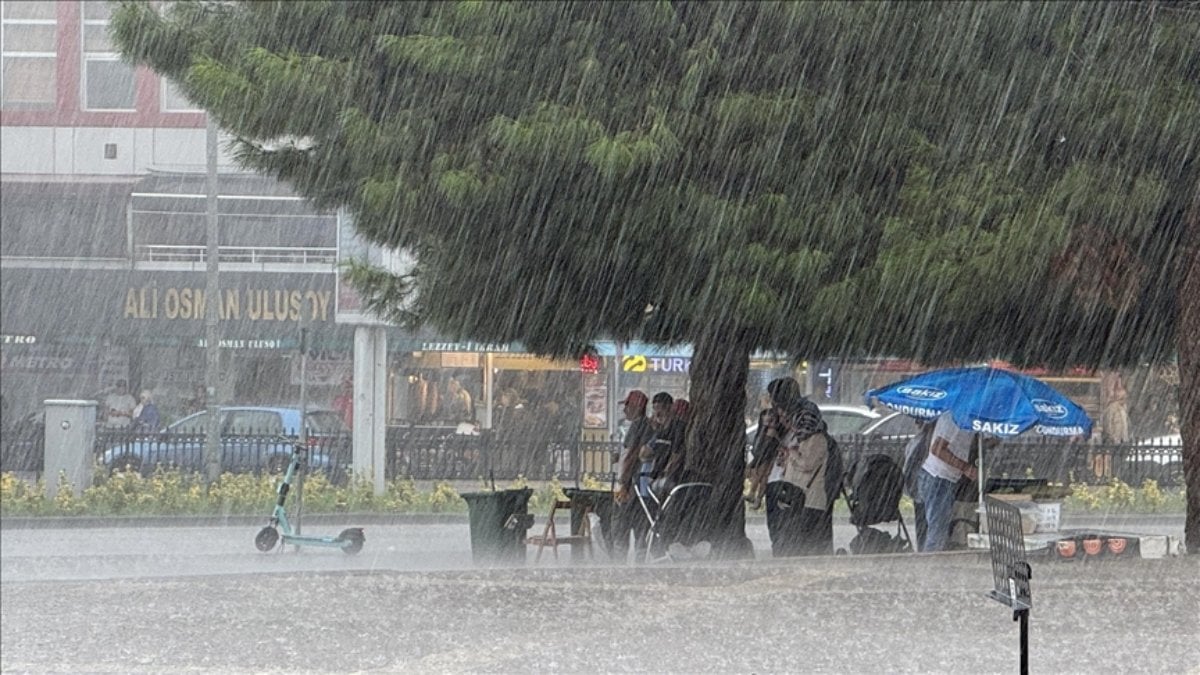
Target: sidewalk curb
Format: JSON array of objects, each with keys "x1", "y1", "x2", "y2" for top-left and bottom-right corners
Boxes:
[{"x1": 0, "y1": 513, "x2": 471, "y2": 530}]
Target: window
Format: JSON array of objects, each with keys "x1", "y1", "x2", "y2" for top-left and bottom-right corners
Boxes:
[
  {"x1": 0, "y1": 0, "x2": 57, "y2": 109},
  {"x1": 81, "y1": 1, "x2": 134, "y2": 110},
  {"x1": 161, "y1": 78, "x2": 201, "y2": 112}
]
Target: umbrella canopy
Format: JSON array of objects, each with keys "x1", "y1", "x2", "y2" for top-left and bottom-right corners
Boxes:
[
  {"x1": 867, "y1": 366, "x2": 1094, "y2": 541},
  {"x1": 866, "y1": 367, "x2": 1093, "y2": 440}
]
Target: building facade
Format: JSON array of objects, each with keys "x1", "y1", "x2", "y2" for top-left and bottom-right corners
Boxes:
[{"x1": 0, "y1": 0, "x2": 352, "y2": 425}]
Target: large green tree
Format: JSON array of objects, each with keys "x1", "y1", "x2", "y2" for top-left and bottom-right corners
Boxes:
[{"x1": 114, "y1": 1, "x2": 1199, "y2": 552}]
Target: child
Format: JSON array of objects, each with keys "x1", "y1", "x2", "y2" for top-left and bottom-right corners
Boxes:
[{"x1": 745, "y1": 408, "x2": 783, "y2": 509}]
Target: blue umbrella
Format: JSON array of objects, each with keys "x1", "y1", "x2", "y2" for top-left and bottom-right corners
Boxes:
[
  {"x1": 866, "y1": 366, "x2": 1093, "y2": 439},
  {"x1": 866, "y1": 366, "x2": 1093, "y2": 530}
]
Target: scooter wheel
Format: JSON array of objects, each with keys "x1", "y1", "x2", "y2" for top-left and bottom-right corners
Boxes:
[
  {"x1": 338, "y1": 528, "x2": 365, "y2": 555},
  {"x1": 255, "y1": 526, "x2": 280, "y2": 552}
]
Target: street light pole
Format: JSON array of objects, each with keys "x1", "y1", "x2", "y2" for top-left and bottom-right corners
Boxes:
[{"x1": 204, "y1": 117, "x2": 221, "y2": 485}]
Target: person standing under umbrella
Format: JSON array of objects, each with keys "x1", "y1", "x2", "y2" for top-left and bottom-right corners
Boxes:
[
  {"x1": 902, "y1": 418, "x2": 936, "y2": 551},
  {"x1": 917, "y1": 412, "x2": 978, "y2": 552}
]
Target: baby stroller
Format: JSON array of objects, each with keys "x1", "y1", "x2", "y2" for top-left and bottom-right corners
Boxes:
[
  {"x1": 635, "y1": 473, "x2": 714, "y2": 563},
  {"x1": 839, "y1": 453, "x2": 913, "y2": 555}
]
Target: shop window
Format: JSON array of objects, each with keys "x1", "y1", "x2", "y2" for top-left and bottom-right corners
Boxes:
[
  {"x1": 81, "y1": 3, "x2": 135, "y2": 110},
  {"x1": 0, "y1": 0, "x2": 57, "y2": 109}
]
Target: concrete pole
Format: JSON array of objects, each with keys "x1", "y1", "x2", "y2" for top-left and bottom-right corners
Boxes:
[
  {"x1": 203, "y1": 117, "x2": 222, "y2": 485},
  {"x1": 372, "y1": 326, "x2": 387, "y2": 494},
  {"x1": 351, "y1": 325, "x2": 388, "y2": 496},
  {"x1": 352, "y1": 325, "x2": 371, "y2": 482},
  {"x1": 295, "y1": 324, "x2": 308, "y2": 537},
  {"x1": 483, "y1": 353, "x2": 494, "y2": 429},
  {"x1": 611, "y1": 344, "x2": 622, "y2": 442}
]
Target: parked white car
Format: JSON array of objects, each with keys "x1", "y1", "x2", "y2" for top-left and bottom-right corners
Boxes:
[
  {"x1": 1134, "y1": 434, "x2": 1182, "y2": 464},
  {"x1": 746, "y1": 404, "x2": 888, "y2": 448}
]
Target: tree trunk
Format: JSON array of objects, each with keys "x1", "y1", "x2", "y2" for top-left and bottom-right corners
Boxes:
[
  {"x1": 1179, "y1": 201, "x2": 1200, "y2": 553},
  {"x1": 685, "y1": 326, "x2": 754, "y2": 559}
]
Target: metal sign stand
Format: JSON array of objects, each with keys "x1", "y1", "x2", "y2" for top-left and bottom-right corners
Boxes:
[
  {"x1": 294, "y1": 325, "x2": 308, "y2": 549},
  {"x1": 984, "y1": 497, "x2": 1032, "y2": 675}
]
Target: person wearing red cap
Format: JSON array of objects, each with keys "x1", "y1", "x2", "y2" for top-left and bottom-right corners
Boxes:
[{"x1": 611, "y1": 389, "x2": 653, "y2": 562}]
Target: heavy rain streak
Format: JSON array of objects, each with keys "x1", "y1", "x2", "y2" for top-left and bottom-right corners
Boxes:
[{"x1": 1, "y1": 1, "x2": 1197, "y2": 673}]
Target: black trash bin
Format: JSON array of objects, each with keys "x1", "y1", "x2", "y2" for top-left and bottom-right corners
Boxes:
[{"x1": 460, "y1": 488, "x2": 534, "y2": 564}]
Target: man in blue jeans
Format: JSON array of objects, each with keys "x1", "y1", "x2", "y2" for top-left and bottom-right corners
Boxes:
[{"x1": 918, "y1": 412, "x2": 978, "y2": 552}]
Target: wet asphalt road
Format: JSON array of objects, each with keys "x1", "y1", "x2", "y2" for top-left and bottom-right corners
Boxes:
[{"x1": 2, "y1": 515, "x2": 1196, "y2": 673}]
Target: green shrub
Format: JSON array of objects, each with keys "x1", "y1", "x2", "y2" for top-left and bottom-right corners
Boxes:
[{"x1": 0, "y1": 470, "x2": 1185, "y2": 517}]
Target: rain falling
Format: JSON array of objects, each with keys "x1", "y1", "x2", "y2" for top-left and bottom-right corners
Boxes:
[{"x1": 1, "y1": 1, "x2": 1197, "y2": 672}]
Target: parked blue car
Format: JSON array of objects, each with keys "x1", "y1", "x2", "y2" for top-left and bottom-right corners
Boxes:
[{"x1": 99, "y1": 406, "x2": 350, "y2": 483}]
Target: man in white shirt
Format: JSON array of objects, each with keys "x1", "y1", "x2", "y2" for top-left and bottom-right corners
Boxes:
[
  {"x1": 917, "y1": 412, "x2": 978, "y2": 552},
  {"x1": 103, "y1": 380, "x2": 137, "y2": 430}
]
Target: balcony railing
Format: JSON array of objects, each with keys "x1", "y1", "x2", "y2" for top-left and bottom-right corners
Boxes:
[{"x1": 136, "y1": 245, "x2": 337, "y2": 265}]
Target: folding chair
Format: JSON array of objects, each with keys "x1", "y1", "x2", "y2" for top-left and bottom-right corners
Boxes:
[
  {"x1": 642, "y1": 481, "x2": 713, "y2": 563},
  {"x1": 526, "y1": 499, "x2": 593, "y2": 562}
]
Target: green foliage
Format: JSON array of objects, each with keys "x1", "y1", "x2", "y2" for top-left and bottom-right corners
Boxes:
[
  {"x1": 426, "y1": 481, "x2": 466, "y2": 512},
  {"x1": 579, "y1": 473, "x2": 608, "y2": 491},
  {"x1": 1063, "y1": 478, "x2": 1186, "y2": 513},
  {"x1": 0, "y1": 470, "x2": 467, "y2": 517},
  {"x1": 1, "y1": 471, "x2": 1185, "y2": 517},
  {"x1": 1102, "y1": 477, "x2": 1138, "y2": 510},
  {"x1": 109, "y1": 0, "x2": 1198, "y2": 540},
  {"x1": 110, "y1": 0, "x2": 1198, "y2": 364},
  {"x1": 1139, "y1": 478, "x2": 1169, "y2": 512}
]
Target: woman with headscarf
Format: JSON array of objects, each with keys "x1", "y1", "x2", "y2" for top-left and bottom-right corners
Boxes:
[
  {"x1": 750, "y1": 377, "x2": 835, "y2": 556},
  {"x1": 775, "y1": 401, "x2": 838, "y2": 556}
]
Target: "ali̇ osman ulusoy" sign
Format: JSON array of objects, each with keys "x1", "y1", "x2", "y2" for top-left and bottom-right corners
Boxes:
[{"x1": 123, "y1": 287, "x2": 333, "y2": 322}]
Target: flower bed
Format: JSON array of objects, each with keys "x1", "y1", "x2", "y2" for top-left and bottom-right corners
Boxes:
[
  {"x1": 1, "y1": 471, "x2": 1182, "y2": 518},
  {"x1": 0, "y1": 468, "x2": 602, "y2": 518}
]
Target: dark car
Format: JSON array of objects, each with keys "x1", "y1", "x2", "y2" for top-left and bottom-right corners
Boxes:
[{"x1": 99, "y1": 406, "x2": 350, "y2": 482}]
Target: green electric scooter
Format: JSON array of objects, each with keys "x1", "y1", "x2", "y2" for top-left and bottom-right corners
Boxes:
[{"x1": 254, "y1": 440, "x2": 364, "y2": 555}]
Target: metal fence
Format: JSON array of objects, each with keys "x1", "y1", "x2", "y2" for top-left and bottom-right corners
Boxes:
[
  {"x1": 384, "y1": 427, "x2": 586, "y2": 481},
  {"x1": 90, "y1": 429, "x2": 352, "y2": 480},
  {"x1": 0, "y1": 416, "x2": 44, "y2": 473},
  {"x1": 0, "y1": 424, "x2": 1186, "y2": 488},
  {"x1": 835, "y1": 436, "x2": 1185, "y2": 488}
]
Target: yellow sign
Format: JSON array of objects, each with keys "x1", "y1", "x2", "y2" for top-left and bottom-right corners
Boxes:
[
  {"x1": 123, "y1": 287, "x2": 332, "y2": 322},
  {"x1": 622, "y1": 355, "x2": 647, "y2": 372}
]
